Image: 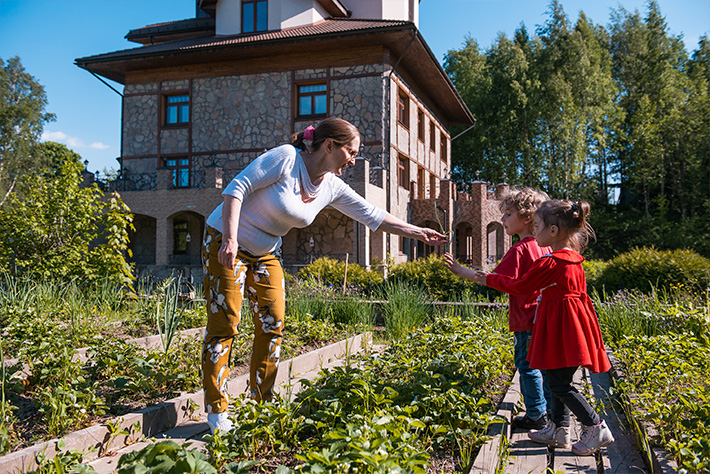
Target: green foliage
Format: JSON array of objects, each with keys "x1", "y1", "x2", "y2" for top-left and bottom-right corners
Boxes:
[
  {"x1": 0, "y1": 56, "x2": 56, "y2": 206},
  {"x1": 387, "y1": 253, "x2": 479, "y2": 301},
  {"x1": 378, "y1": 280, "x2": 431, "y2": 341},
  {"x1": 582, "y1": 259, "x2": 608, "y2": 291},
  {"x1": 199, "y1": 314, "x2": 513, "y2": 472},
  {"x1": 595, "y1": 247, "x2": 710, "y2": 293},
  {"x1": 444, "y1": 2, "x2": 710, "y2": 259},
  {"x1": 0, "y1": 154, "x2": 135, "y2": 286},
  {"x1": 118, "y1": 441, "x2": 218, "y2": 474},
  {"x1": 287, "y1": 279, "x2": 374, "y2": 331},
  {"x1": 296, "y1": 256, "x2": 383, "y2": 291},
  {"x1": 614, "y1": 334, "x2": 710, "y2": 472}
]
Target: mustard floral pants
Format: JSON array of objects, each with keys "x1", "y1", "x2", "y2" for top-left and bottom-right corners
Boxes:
[{"x1": 201, "y1": 226, "x2": 285, "y2": 414}]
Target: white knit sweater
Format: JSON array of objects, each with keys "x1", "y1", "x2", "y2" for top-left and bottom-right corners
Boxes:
[{"x1": 206, "y1": 144, "x2": 385, "y2": 256}]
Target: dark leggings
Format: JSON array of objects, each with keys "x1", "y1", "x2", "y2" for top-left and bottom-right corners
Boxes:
[{"x1": 546, "y1": 366, "x2": 600, "y2": 427}]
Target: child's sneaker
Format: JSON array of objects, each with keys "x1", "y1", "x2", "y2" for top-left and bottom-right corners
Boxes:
[
  {"x1": 207, "y1": 412, "x2": 234, "y2": 434},
  {"x1": 528, "y1": 420, "x2": 571, "y2": 448},
  {"x1": 571, "y1": 420, "x2": 614, "y2": 455},
  {"x1": 513, "y1": 413, "x2": 549, "y2": 430}
]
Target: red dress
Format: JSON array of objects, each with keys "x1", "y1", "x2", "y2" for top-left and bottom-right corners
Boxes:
[
  {"x1": 493, "y1": 236, "x2": 551, "y2": 332},
  {"x1": 486, "y1": 249, "x2": 611, "y2": 373}
]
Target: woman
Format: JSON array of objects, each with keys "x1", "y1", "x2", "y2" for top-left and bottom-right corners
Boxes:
[{"x1": 202, "y1": 117, "x2": 447, "y2": 433}]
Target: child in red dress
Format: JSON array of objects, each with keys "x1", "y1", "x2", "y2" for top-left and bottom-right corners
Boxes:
[
  {"x1": 444, "y1": 187, "x2": 551, "y2": 431},
  {"x1": 469, "y1": 199, "x2": 614, "y2": 456}
]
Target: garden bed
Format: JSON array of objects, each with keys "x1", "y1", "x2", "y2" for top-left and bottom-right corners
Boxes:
[{"x1": 0, "y1": 332, "x2": 372, "y2": 473}]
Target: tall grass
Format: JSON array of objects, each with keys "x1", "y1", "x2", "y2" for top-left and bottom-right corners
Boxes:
[
  {"x1": 445, "y1": 293, "x2": 509, "y2": 333},
  {"x1": 378, "y1": 280, "x2": 431, "y2": 341},
  {"x1": 594, "y1": 283, "x2": 710, "y2": 344},
  {"x1": 286, "y1": 279, "x2": 374, "y2": 329}
]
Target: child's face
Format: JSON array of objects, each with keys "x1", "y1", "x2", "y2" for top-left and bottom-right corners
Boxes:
[
  {"x1": 533, "y1": 214, "x2": 554, "y2": 247},
  {"x1": 501, "y1": 207, "x2": 531, "y2": 237}
]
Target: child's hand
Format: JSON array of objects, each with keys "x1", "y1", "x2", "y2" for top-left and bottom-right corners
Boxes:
[
  {"x1": 443, "y1": 253, "x2": 463, "y2": 275},
  {"x1": 471, "y1": 271, "x2": 488, "y2": 286}
]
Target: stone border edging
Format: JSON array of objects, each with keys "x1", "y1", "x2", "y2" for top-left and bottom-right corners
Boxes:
[
  {"x1": 0, "y1": 332, "x2": 371, "y2": 474},
  {"x1": 468, "y1": 371, "x2": 516, "y2": 473}
]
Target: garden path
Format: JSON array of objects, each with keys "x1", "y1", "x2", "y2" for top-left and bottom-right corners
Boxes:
[{"x1": 471, "y1": 361, "x2": 651, "y2": 473}]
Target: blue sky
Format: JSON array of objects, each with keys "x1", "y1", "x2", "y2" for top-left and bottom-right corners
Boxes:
[{"x1": 1, "y1": 0, "x2": 708, "y2": 174}]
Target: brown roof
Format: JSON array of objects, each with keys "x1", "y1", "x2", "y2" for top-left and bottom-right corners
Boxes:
[
  {"x1": 125, "y1": 17, "x2": 215, "y2": 45},
  {"x1": 76, "y1": 19, "x2": 474, "y2": 126}
]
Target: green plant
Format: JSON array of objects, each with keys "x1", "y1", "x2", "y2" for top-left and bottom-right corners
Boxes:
[
  {"x1": 117, "y1": 440, "x2": 218, "y2": 474},
  {"x1": 595, "y1": 247, "x2": 710, "y2": 294},
  {"x1": 30, "y1": 439, "x2": 97, "y2": 474},
  {"x1": 0, "y1": 155, "x2": 135, "y2": 286},
  {"x1": 155, "y1": 277, "x2": 190, "y2": 353},
  {"x1": 378, "y1": 279, "x2": 431, "y2": 341},
  {"x1": 387, "y1": 253, "x2": 480, "y2": 301},
  {"x1": 296, "y1": 256, "x2": 383, "y2": 292}
]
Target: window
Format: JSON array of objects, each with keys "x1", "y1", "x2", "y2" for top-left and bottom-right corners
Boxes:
[
  {"x1": 165, "y1": 157, "x2": 190, "y2": 188},
  {"x1": 430, "y1": 173, "x2": 437, "y2": 199},
  {"x1": 417, "y1": 109, "x2": 424, "y2": 142},
  {"x1": 397, "y1": 154, "x2": 409, "y2": 189},
  {"x1": 429, "y1": 123, "x2": 436, "y2": 151},
  {"x1": 173, "y1": 219, "x2": 188, "y2": 254},
  {"x1": 397, "y1": 87, "x2": 409, "y2": 129},
  {"x1": 165, "y1": 94, "x2": 189, "y2": 125},
  {"x1": 242, "y1": 0, "x2": 267, "y2": 33},
  {"x1": 297, "y1": 83, "x2": 327, "y2": 117},
  {"x1": 399, "y1": 236, "x2": 411, "y2": 257},
  {"x1": 440, "y1": 132, "x2": 448, "y2": 162}
]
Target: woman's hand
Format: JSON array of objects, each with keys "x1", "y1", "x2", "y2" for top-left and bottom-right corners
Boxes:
[
  {"x1": 419, "y1": 227, "x2": 449, "y2": 245},
  {"x1": 218, "y1": 238, "x2": 239, "y2": 270}
]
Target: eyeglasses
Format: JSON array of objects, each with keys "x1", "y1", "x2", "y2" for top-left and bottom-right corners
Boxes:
[{"x1": 341, "y1": 145, "x2": 359, "y2": 160}]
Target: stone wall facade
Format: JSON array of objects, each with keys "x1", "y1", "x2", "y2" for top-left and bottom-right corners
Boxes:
[{"x1": 117, "y1": 62, "x2": 476, "y2": 275}]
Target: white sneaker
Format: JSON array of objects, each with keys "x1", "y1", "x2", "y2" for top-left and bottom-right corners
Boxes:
[
  {"x1": 206, "y1": 412, "x2": 234, "y2": 434},
  {"x1": 572, "y1": 420, "x2": 614, "y2": 455},
  {"x1": 528, "y1": 420, "x2": 571, "y2": 448}
]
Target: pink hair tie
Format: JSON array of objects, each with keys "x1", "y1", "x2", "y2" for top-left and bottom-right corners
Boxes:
[{"x1": 303, "y1": 125, "x2": 315, "y2": 147}]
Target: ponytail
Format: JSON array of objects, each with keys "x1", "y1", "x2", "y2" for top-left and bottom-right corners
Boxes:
[
  {"x1": 536, "y1": 200, "x2": 595, "y2": 252},
  {"x1": 291, "y1": 117, "x2": 360, "y2": 152}
]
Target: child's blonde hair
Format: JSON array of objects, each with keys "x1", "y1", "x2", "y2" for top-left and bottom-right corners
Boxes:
[
  {"x1": 535, "y1": 200, "x2": 596, "y2": 252},
  {"x1": 499, "y1": 187, "x2": 550, "y2": 231}
]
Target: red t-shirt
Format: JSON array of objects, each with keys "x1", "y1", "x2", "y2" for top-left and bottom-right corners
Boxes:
[{"x1": 493, "y1": 236, "x2": 551, "y2": 332}]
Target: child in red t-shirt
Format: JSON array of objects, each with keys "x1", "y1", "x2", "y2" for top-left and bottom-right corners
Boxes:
[
  {"x1": 445, "y1": 187, "x2": 551, "y2": 430},
  {"x1": 468, "y1": 200, "x2": 614, "y2": 456}
]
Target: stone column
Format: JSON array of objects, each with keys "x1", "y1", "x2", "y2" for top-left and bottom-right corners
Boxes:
[
  {"x1": 156, "y1": 216, "x2": 168, "y2": 266},
  {"x1": 470, "y1": 181, "x2": 487, "y2": 268},
  {"x1": 496, "y1": 182, "x2": 509, "y2": 199},
  {"x1": 157, "y1": 167, "x2": 172, "y2": 190},
  {"x1": 205, "y1": 164, "x2": 223, "y2": 189}
]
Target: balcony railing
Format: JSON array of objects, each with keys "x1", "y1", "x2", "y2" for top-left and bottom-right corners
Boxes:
[
  {"x1": 110, "y1": 167, "x2": 224, "y2": 192},
  {"x1": 110, "y1": 174, "x2": 156, "y2": 192}
]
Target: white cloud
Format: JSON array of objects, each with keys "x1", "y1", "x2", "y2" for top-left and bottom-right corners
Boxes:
[
  {"x1": 41, "y1": 130, "x2": 110, "y2": 150},
  {"x1": 41, "y1": 130, "x2": 69, "y2": 141}
]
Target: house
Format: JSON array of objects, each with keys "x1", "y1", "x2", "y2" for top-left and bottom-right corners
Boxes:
[{"x1": 76, "y1": 0, "x2": 510, "y2": 278}]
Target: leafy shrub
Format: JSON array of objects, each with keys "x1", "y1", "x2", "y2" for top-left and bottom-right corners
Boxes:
[
  {"x1": 582, "y1": 259, "x2": 607, "y2": 291},
  {"x1": 296, "y1": 257, "x2": 383, "y2": 292},
  {"x1": 595, "y1": 247, "x2": 710, "y2": 293},
  {"x1": 387, "y1": 253, "x2": 479, "y2": 301}
]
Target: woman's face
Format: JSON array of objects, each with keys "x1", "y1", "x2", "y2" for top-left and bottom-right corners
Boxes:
[{"x1": 328, "y1": 136, "x2": 360, "y2": 175}]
